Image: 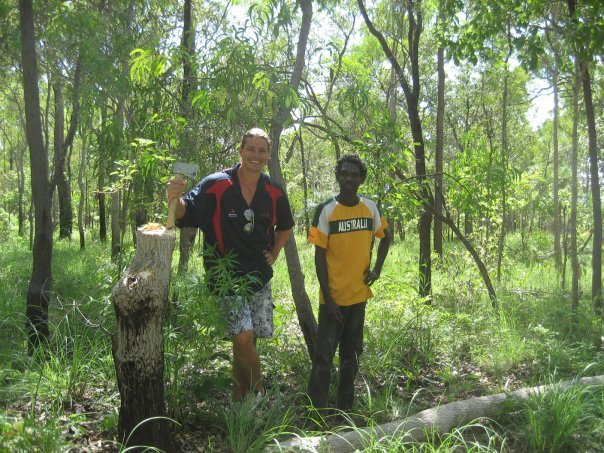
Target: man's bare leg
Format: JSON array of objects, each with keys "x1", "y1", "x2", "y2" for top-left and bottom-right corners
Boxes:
[{"x1": 232, "y1": 330, "x2": 264, "y2": 401}]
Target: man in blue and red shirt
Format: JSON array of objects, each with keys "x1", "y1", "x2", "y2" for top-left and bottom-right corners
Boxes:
[{"x1": 167, "y1": 128, "x2": 294, "y2": 401}]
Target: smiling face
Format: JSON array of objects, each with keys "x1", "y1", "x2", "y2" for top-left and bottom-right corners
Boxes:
[
  {"x1": 336, "y1": 161, "x2": 363, "y2": 196},
  {"x1": 239, "y1": 135, "x2": 270, "y2": 173}
]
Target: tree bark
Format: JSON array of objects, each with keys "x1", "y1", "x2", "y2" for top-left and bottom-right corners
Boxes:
[
  {"x1": 111, "y1": 190, "x2": 121, "y2": 258},
  {"x1": 19, "y1": 0, "x2": 53, "y2": 353},
  {"x1": 552, "y1": 54, "x2": 561, "y2": 270},
  {"x1": 97, "y1": 99, "x2": 108, "y2": 242},
  {"x1": 78, "y1": 131, "x2": 87, "y2": 250},
  {"x1": 111, "y1": 224, "x2": 175, "y2": 451},
  {"x1": 268, "y1": 0, "x2": 317, "y2": 358},
  {"x1": 496, "y1": 31, "x2": 512, "y2": 283},
  {"x1": 570, "y1": 66, "x2": 580, "y2": 313},
  {"x1": 567, "y1": 0, "x2": 602, "y2": 312},
  {"x1": 433, "y1": 0, "x2": 445, "y2": 256},
  {"x1": 177, "y1": 0, "x2": 199, "y2": 275},
  {"x1": 52, "y1": 80, "x2": 73, "y2": 240},
  {"x1": 358, "y1": 0, "x2": 432, "y2": 297}
]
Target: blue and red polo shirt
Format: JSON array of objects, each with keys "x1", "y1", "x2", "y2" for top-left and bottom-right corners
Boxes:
[{"x1": 177, "y1": 164, "x2": 294, "y2": 291}]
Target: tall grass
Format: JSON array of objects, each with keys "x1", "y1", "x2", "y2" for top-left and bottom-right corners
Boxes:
[
  {"x1": 505, "y1": 373, "x2": 601, "y2": 452},
  {"x1": 0, "y1": 232, "x2": 603, "y2": 450},
  {"x1": 219, "y1": 388, "x2": 294, "y2": 452}
]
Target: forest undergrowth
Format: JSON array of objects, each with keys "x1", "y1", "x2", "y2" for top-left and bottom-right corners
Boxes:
[{"x1": 0, "y1": 231, "x2": 603, "y2": 452}]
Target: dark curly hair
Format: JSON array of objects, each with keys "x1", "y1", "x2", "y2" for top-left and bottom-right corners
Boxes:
[{"x1": 335, "y1": 154, "x2": 367, "y2": 182}]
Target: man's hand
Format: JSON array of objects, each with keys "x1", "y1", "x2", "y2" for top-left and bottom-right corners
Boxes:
[
  {"x1": 364, "y1": 268, "x2": 380, "y2": 286},
  {"x1": 325, "y1": 299, "x2": 343, "y2": 323},
  {"x1": 166, "y1": 178, "x2": 186, "y2": 201},
  {"x1": 263, "y1": 248, "x2": 277, "y2": 266}
]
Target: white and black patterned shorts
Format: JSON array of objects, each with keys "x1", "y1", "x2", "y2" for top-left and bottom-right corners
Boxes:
[{"x1": 222, "y1": 283, "x2": 274, "y2": 338}]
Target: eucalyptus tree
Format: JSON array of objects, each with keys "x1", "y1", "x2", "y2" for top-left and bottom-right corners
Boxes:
[
  {"x1": 19, "y1": 0, "x2": 53, "y2": 352},
  {"x1": 566, "y1": 0, "x2": 602, "y2": 312},
  {"x1": 569, "y1": 65, "x2": 580, "y2": 312},
  {"x1": 358, "y1": 0, "x2": 434, "y2": 298},
  {"x1": 242, "y1": 0, "x2": 319, "y2": 356},
  {"x1": 177, "y1": 0, "x2": 197, "y2": 273},
  {"x1": 433, "y1": 0, "x2": 446, "y2": 255}
]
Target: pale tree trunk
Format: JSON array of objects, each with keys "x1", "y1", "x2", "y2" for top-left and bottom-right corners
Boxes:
[
  {"x1": 433, "y1": 0, "x2": 445, "y2": 256},
  {"x1": 111, "y1": 225, "x2": 175, "y2": 451},
  {"x1": 358, "y1": 0, "x2": 432, "y2": 297},
  {"x1": 20, "y1": 0, "x2": 53, "y2": 353},
  {"x1": 269, "y1": 0, "x2": 317, "y2": 358},
  {"x1": 275, "y1": 376, "x2": 604, "y2": 452}
]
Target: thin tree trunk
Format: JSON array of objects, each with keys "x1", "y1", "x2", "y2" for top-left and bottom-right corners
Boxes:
[
  {"x1": 482, "y1": 102, "x2": 494, "y2": 244},
  {"x1": 78, "y1": 132, "x2": 87, "y2": 250},
  {"x1": 19, "y1": 0, "x2": 53, "y2": 353},
  {"x1": 570, "y1": 66, "x2": 580, "y2": 313},
  {"x1": 496, "y1": 34, "x2": 512, "y2": 283},
  {"x1": 111, "y1": 190, "x2": 121, "y2": 258},
  {"x1": 299, "y1": 132, "x2": 310, "y2": 233},
  {"x1": 552, "y1": 57, "x2": 561, "y2": 270},
  {"x1": 98, "y1": 102, "x2": 107, "y2": 242},
  {"x1": 177, "y1": 0, "x2": 198, "y2": 274},
  {"x1": 52, "y1": 80, "x2": 73, "y2": 240},
  {"x1": 579, "y1": 61, "x2": 602, "y2": 313},
  {"x1": 433, "y1": 0, "x2": 445, "y2": 256},
  {"x1": 567, "y1": 0, "x2": 602, "y2": 312},
  {"x1": 269, "y1": 0, "x2": 317, "y2": 358},
  {"x1": 358, "y1": 0, "x2": 432, "y2": 297},
  {"x1": 17, "y1": 140, "x2": 26, "y2": 236}
]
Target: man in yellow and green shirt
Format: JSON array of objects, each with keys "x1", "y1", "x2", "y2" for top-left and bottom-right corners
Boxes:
[{"x1": 307, "y1": 154, "x2": 391, "y2": 411}]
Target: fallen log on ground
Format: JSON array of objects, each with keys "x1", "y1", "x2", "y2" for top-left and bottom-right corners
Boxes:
[{"x1": 272, "y1": 375, "x2": 604, "y2": 452}]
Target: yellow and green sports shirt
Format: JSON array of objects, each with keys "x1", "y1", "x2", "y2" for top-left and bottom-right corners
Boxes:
[{"x1": 308, "y1": 196, "x2": 388, "y2": 307}]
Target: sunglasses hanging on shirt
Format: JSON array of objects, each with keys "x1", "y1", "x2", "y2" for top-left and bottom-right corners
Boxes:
[{"x1": 243, "y1": 208, "x2": 255, "y2": 234}]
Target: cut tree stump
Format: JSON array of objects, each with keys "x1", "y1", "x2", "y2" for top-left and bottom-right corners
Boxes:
[
  {"x1": 272, "y1": 375, "x2": 604, "y2": 452},
  {"x1": 111, "y1": 224, "x2": 176, "y2": 451}
]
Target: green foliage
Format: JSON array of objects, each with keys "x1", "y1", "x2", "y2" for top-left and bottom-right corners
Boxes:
[
  {"x1": 506, "y1": 374, "x2": 598, "y2": 452},
  {"x1": 1, "y1": 230, "x2": 604, "y2": 449},
  {"x1": 0, "y1": 414, "x2": 67, "y2": 452},
  {"x1": 219, "y1": 389, "x2": 294, "y2": 452}
]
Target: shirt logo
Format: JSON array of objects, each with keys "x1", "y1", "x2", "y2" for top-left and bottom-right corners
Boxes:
[
  {"x1": 228, "y1": 209, "x2": 237, "y2": 218},
  {"x1": 329, "y1": 217, "x2": 373, "y2": 234}
]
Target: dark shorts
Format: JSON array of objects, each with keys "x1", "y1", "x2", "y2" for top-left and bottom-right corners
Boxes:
[{"x1": 222, "y1": 283, "x2": 274, "y2": 338}]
